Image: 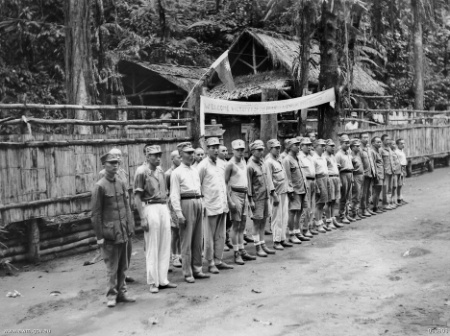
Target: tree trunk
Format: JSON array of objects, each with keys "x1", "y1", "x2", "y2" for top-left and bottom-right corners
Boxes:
[
  {"x1": 261, "y1": 88, "x2": 278, "y2": 154},
  {"x1": 411, "y1": 0, "x2": 424, "y2": 110},
  {"x1": 65, "y1": 0, "x2": 94, "y2": 134},
  {"x1": 317, "y1": 0, "x2": 341, "y2": 140}
]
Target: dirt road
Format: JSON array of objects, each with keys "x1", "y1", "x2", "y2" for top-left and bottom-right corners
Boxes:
[{"x1": 2, "y1": 168, "x2": 450, "y2": 336}]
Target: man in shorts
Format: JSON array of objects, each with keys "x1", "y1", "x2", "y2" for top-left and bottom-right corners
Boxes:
[
  {"x1": 349, "y1": 139, "x2": 364, "y2": 221},
  {"x1": 225, "y1": 139, "x2": 256, "y2": 265},
  {"x1": 390, "y1": 141, "x2": 402, "y2": 208},
  {"x1": 283, "y1": 138, "x2": 309, "y2": 244},
  {"x1": 394, "y1": 139, "x2": 408, "y2": 205},
  {"x1": 335, "y1": 134, "x2": 354, "y2": 224},
  {"x1": 323, "y1": 140, "x2": 342, "y2": 229},
  {"x1": 247, "y1": 140, "x2": 278, "y2": 257},
  {"x1": 360, "y1": 133, "x2": 377, "y2": 217}
]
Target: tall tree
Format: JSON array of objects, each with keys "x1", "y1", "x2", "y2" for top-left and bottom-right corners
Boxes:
[
  {"x1": 65, "y1": 0, "x2": 95, "y2": 134},
  {"x1": 411, "y1": 0, "x2": 425, "y2": 110}
]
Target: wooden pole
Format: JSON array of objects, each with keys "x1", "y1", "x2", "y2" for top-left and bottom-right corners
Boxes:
[
  {"x1": 188, "y1": 85, "x2": 203, "y2": 148},
  {"x1": 27, "y1": 219, "x2": 40, "y2": 263},
  {"x1": 261, "y1": 88, "x2": 278, "y2": 153},
  {"x1": 0, "y1": 103, "x2": 193, "y2": 111}
]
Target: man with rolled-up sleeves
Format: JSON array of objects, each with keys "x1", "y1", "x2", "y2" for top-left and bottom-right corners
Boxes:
[{"x1": 335, "y1": 134, "x2": 354, "y2": 224}]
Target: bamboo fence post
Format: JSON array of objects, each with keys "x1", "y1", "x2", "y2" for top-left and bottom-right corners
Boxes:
[{"x1": 27, "y1": 219, "x2": 40, "y2": 263}]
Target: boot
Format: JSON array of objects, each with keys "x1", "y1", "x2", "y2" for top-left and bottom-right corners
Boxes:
[
  {"x1": 347, "y1": 215, "x2": 357, "y2": 222},
  {"x1": 240, "y1": 249, "x2": 256, "y2": 261},
  {"x1": 332, "y1": 217, "x2": 344, "y2": 228},
  {"x1": 316, "y1": 223, "x2": 327, "y2": 233},
  {"x1": 362, "y1": 209, "x2": 372, "y2": 217},
  {"x1": 243, "y1": 234, "x2": 254, "y2": 243},
  {"x1": 303, "y1": 230, "x2": 314, "y2": 238},
  {"x1": 289, "y1": 234, "x2": 302, "y2": 244},
  {"x1": 296, "y1": 233, "x2": 311, "y2": 241},
  {"x1": 273, "y1": 242, "x2": 284, "y2": 250},
  {"x1": 255, "y1": 245, "x2": 268, "y2": 257},
  {"x1": 340, "y1": 216, "x2": 351, "y2": 224},
  {"x1": 367, "y1": 209, "x2": 376, "y2": 215},
  {"x1": 281, "y1": 240, "x2": 294, "y2": 247},
  {"x1": 261, "y1": 243, "x2": 275, "y2": 254},
  {"x1": 309, "y1": 226, "x2": 319, "y2": 235},
  {"x1": 234, "y1": 251, "x2": 245, "y2": 265}
]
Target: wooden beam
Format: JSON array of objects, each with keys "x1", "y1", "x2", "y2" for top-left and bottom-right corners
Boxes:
[
  {"x1": 261, "y1": 87, "x2": 278, "y2": 152},
  {"x1": 230, "y1": 39, "x2": 252, "y2": 68},
  {"x1": 0, "y1": 104, "x2": 193, "y2": 112},
  {"x1": 110, "y1": 90, "x2": 184, "y2": 99},
  {"x1": 0, "y1": 136, "x2": 194, "y2": 149},
  {"x1": 257, "y1": 56, "x2": 269, "y2": 69},
  {"x1": 237, "y1": 58, "x2": 256, "y2": 72},
  {"x1": 252, "y1": 40, "x2": 257, "y2": 74},
  {"x1": 2, "y1": 117, "x2": 193, "y2": 126},
  {"x1": 353, "y1": 94, "x2": 394, "y2": 99},
  {"x1": 349, "y1": 108, "x2": 450, "y2": 114}
]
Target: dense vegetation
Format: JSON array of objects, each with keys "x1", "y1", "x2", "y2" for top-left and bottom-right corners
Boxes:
[{"x1": 0, "y1": 0, "x2": 449, "y2": 109}]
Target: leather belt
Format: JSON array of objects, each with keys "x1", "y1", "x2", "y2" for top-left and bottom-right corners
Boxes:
[
  {"x1": 353, "y1": 172, "x2": 363, "y2": 176},
  {"x1": 181, "y1": 194, "x2": 203, "y2": 199},
  {"x1": 144, "y1": 200, "x2": 167, "y2": 204},
  {"x1": 231, "y1": 187, "x2": 248, "y2": 193},
  {"x1": 329, "y1": 174, "x2": 338, "y2": 177},
  {"x1": 339, "y1": 170, "x2": 353, "y2": 174},
  {"x1": 306, "y1": 177, "x2": 315, "y2": 181},
  {"x1": 315, "y1": 173, "x2": 328, "y2": 178}
]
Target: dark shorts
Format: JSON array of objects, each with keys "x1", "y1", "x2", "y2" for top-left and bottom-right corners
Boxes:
[
  {"x1": 328, "y1": 176, "x2": 341, "y2": 202},
  {"x1": 251, "y1": 199, "x2": 269, "y2": 220},
  {"x1": 230, "y1": 190, "x2": 248, "y2": 222},
  {"x1": 315, "y1": 176, "x2": 330, "y2": 204},
  {"x1": 288, "y1": 193, "x2": 307, "y2": 211}
]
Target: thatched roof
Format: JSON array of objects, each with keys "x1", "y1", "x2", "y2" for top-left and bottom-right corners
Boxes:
[
  {"x1": 208, "y1": 28, "x2": 386, "y2": 97},
  {"x1": 123, "y1": 61, "x2": 209, "y2": 92},
  {"x1": 207, "y1": 71, "x2": 290, "y2": 100}
]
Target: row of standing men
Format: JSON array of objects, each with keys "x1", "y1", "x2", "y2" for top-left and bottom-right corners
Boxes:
[{"x1": 90, "y1": 131, "x2": 408, "y2": 307}]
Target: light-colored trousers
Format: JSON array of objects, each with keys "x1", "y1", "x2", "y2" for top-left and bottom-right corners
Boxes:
[
  {"x1": 180, "y1": 198, "x2": 204, "y2": 277},
  {"x1": 271, "y1": 193, "x2": 288, "y2": 242},
  {"x1": 143, "y1": 203, "x2": 171, "y2": 287},
  {"x1": 204, "y1": 212, "x2": 226, "y2": 265},
  {"x1": 301, "y1": 179, "x2": 316, "y2": 230},
  {"x1": 339, "y1": 172, "x2": 353, "y2": 217},
  {"x1": 351, "y1": 174, "x2": 364, "y2": 213}
]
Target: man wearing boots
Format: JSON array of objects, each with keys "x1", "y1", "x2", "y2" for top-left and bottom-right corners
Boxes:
[
  {"x1": 323, "y1": 140, "x2": 343, "y2": 230},
  {"x1": 170, "y1": 142, "x2": 209, "y2": 283},
  {"x1": 369, "y1": 136, "x2": 384, "y2": 213},
  {"x1": 394, "y1": 139, "x2": 408, "y2": 205},
  {"x1": 349, "y1": 139, "x2": 364, "y2": 221},
  {"x1": 91, "y1": 153, "x2": 136, "y2": 308},
  {"x1": 312, "y1": 139, "x2": 329, "y2": 233},
  {"x1": 335, "y1": 134, "x2": 354, "y2": 224},
  {"x1": 265, "y1": 139, "x2": 292, "y2": 250},
  {"x1": 218, "y1": 145, "x2": 234, "y2": 251},
  {"x1": 283, "y1": 138, "x2": 309, "y2": 244},
  {"x1": 225, "y1": 140, "x2": 256, "y2": 265},
  {"x1": 247, "y1": 140, "x2": 278, "y2": 257},
  {"x1": 380, "y1": 134, "x2": 395, "y2": 210},
  {"x1": 197, "y1": 137, "x2": 234, "y2": 274}
]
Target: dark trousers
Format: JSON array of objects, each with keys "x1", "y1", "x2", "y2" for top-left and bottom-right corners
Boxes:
[
  {"x1": 339, "y1": 172, "x2": 353, "y2": 217},
  {"x1": 180, "y1": 198, "x2": 204, "y2": 277},
  {"x1": 372, "y1": 182, "x2": 383, "y2": 210},
  {"x1": 360, "y1": 176, "x2": 373, "y2": 211},
  {"x1": 102, "y1": 241, "x2": 129, "y2": 299}
]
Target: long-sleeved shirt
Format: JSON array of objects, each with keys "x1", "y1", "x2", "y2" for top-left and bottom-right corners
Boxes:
[
  {"x1": 335, "y1": 149, "x2": 354, "y2": 172},
  {"x1": 298, "y1": 151, "x2": 316, "y2": 178},
  {"x1": 351, "y1": 152, "x2": 364, "y2": 175},
  {"x1": 98, "y1": 167, "x2": 128, "y2": 187},
  {"x1": 369, "y1": 146, "x2": 384, "y2": 181},
  {"x1": 323, "y1": 152, "x2": 339, "y2": 176},
  {"x1": 247, "y1": 156, "x2": 274, "y2": 201},
  {"x1": 265, "y1": 153, "x2": 288, "y2": 195},
  {"x1": 282, "y1": 154, "x2": 307, "y2": 194},
  {"x1": 197, "y1": 157, "x2": 228, "y2": 216},
  {"x1": 133, "y1": 164, "x2": 167, "y2": 202},
  {"x1": 380, "y1": 146, "x2": 395, "y2": 175},
  {"x1": 170, "y1": 163, "x2": 202, "y2": 218},
  {"x1": 91, "y1": 175, "x2": 134, "y2": 244},
  {"x1": 391, "y1": 150, "x2": 402, "y2": 175},
  {"x1": 361, "y1": 145, "x2": 376, "y2": 178},
  {"x1": 312, "y1": 152, "x2": 328, "y2": 176}
]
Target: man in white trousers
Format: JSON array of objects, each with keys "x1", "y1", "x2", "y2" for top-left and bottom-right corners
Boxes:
[
  {"x1": 134, "y1": 144, "x2": 177, "y2": 294},
  {"x1": 197, "y1": 137, "x2": 234, "y2": 274}
]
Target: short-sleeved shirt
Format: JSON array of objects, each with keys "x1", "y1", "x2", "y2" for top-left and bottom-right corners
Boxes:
[
  {"x1": 391, "y1": 150, "x2": 402, "y2": 175},
  {"x1": 312, "y1": 152, "x2": 328, "y2": 176},
  {"x1": 323, "y1": 152, "x2": 339, "y2": 176},
  {"x1": 247, "y1": 156, "x2": 275, "y2": 201},
  {"x1": 298, "y1": 151, "x2": 316, "y2": 178},
  {"x1": 133, "y1": 164, "x2": 167, "y2": 202},
  {"x1": 282, "y1": 154, "x2": 307, "y2": 195},
  {"x1": 170, "y1": 163, "x2": 202, "y2": 218},
  {"x1": 265, "y1": 153, "x2": 288, "y2": 195},
  {"x1": 197, "y1": 157, "x2": 228, "y2": 216},
  {"x1": 380, "y1": 146, "x2": 395, "y2": 175},
  {"x1": 395, "y1": 149, "x2": 407, "y2": 166},
  {"x1": 335, "y1": 149, "x2": 354, "y2": 172}
]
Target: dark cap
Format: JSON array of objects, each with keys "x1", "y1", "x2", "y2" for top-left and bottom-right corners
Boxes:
[{"x1": 100, "y1": 153, "x2": 120, "y2": 164}]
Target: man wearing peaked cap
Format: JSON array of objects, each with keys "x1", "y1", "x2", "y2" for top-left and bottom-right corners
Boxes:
[
  {"x1": 282, "y1": 138, "x2": 309, "y2": 244},
  {"x1": 312, "y1": 139, "x2": 329, "y2": 234},
  {"x1": 348, "y1": 138, "x2": 364, "y2": 221},
  {"x1": 335, "y1": 134, "x2": 354, "y2": 224},
  {"x1": 134, "y1": 144, "x2": 177, "y2": 293},
  {"x1": 225, "y1": 139, "x2": 256, "y2": 264},
  {"x1": 170, "y1": 142, "x2": 207, "y2": 283},
  {"x1": 197, "y1": 137, "x2": 233, "y2": 274},
  {"x1": 265, "y1": 139, "x2": 290, "y2": 250},
  {"x1": 247, "y1": 140, "x2": 277, "y2": 257},
  {"x1": 91, "y1": 152, "x2": 136, "y2": 307}
]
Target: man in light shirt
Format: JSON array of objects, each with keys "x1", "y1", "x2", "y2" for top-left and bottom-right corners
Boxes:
[
  {"x1": 170, "y1": 142, "x2": 209, "y2": 283},
  {"x1": 349, "y1": 139, "x2": 364, "y2": 221},
  {"x1": 335, "y1": 134, "x2": 354, "y2": 224},
  {"x1": 192, "y1": 147, "x2": 205, "y2": 169},
  {"x1": 360, "y1": 133, "x2": 377, "y2": 217},
  {"x1": 217, "y1": 145, "x2": 233, "y2": 251},
  {"x1": 380, "y1": 134, "x2": 396, "y2": 210},
  {"x1": 394, "y1": 139, "x2": 408, "y2": 205},
  {"x1": 324, "y1": 139, "x2": 342, "y2": 229},
  {"x1": 312, "y1": 139, "x2": 329, "y2": 233},
  {"x1": 390, "y1": 141, "x2": 402, "y2": 208},
  {"x1": 345, "y1": 111, "x2": 359, "y2": 131},
  {"x1": 265, "y1": 139, "x2": 291, "y2": 250},
  {"x1": 197, "y1": 137, "x2": 234, "y2": 274},
  {"x1": 298, "y1": 137, "x2": 317, "y2": 236}
]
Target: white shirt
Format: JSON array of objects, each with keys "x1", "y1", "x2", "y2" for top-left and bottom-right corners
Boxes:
[
  {"x1": 197, "y1": 157, "x2": 228, "y2": 216},
  {"x1": 395, "y1": 148, "x2": 407, "y2": 166},
  {"x1": 298, "y1": 151, "x2": 316, "y2": 178},
  {"x1": 170, "y1": 163, "x2": 202, "y2": 218},
  {"x1": 312, "y1": 152, "x2": 328, "y2": 175},
  {"x1": 345, "y1": 121, "x2": 359, "y2": 130}
]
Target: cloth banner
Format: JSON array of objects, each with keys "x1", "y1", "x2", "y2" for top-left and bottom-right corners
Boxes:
[
  {"x1": 200, "y1": 88, "x2": 336, "y2": 136},
  {"x1": 210, "y1": 50, "x2": 235, "y2": 91}
]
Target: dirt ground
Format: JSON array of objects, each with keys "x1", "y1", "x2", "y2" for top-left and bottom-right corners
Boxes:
[{"x1": 2, "y1": 167, "x2": 450, "y2": 336}]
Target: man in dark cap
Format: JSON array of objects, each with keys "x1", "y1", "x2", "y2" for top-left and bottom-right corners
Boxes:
[
  {"x1": 323, "y1": 139, "x2": 342, "y2": 229},
  {"x1": 91, "y1": 153, "x2": 135, "y2": 308},
  {"x1": 134, "y1": 144, "x2": 177, "y2": 294},
  {"x1": 335, "y1": 134, "x2": 354, "y2": 224},
  {"x1": 170, "y1": 142, "x2": 209, "y2": 283},
  {"x1": 349, "y1": 139, "x2": 364, "y2": 221}
]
